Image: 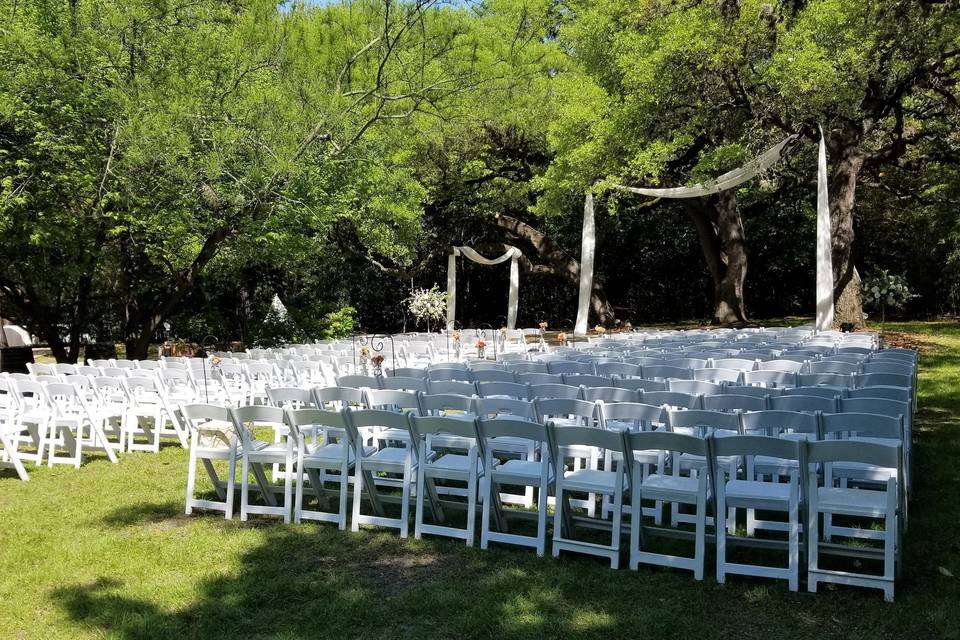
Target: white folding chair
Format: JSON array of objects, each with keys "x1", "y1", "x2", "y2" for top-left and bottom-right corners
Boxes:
[
  {"x1": 347, "y1": 409, "x2": 420, "y2": 537},
  {"x1": 182, "y1": 403, "x2": 238, "y2": 519},
  {"x1": 623, "y1": 430, "x2": 709, "y2": 579},
  {"x1": 478, "y1": 417, "x2": 552, "y2": 556},
  {"x1": 712, "y1": 435, "x2": 802, "y2": 591},
  {"x1": 287, "y1": 408, "x2": 368, "y2": 529},
  {"x1": 410, "y1": 415, "x2": 490, "y2": 545},
  {"x1": 230, "y1": 405, "x2": 295, "y2": 522},
  {"x1": 45, "y1": 382, "x2": 118, "y2": 467},
  {"x1": 549, "y1": 423, "x2": 627, "y2": 568},
  {"x1": 806, "y1": 440, "x2": 902, "y2": 601}
]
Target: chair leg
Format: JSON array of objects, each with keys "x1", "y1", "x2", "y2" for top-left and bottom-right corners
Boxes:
[
  {"x1": 788, "y1": 493, "x2": 800, "y2": 592},
  {"x1": 240, "y1": 454, "x2": 250, "y2": 521},
  {"x1": 338, "y1": 458, "x2": 349, "y2": 530},
  {"x1": 400, "y1": 456, "x2": 413, "y2": 539},
  {"x1": 294, "y1": 463, "x2": 305, "y2": 524},
  {"x1": 694, "y1": 492, "x2": 706, "y2": 581},
  {"x1": 414, "y1": 461, "x2": 426, "y2": 540},
  {"x1": 480, "y1": 478, "x2": 493, "y2": 550},
  {"x1": 351, "y1": 458, "x2": 364, "y2": 533},
  {"x1": 551, "y1": 482, "x2": 564, "y2": 558},
  {"x1": 807, "y1": 478, "x2": 819, "y2": 593},
  {"x1": 716, "y1": 487, "x2": 727, "y2": 584}
]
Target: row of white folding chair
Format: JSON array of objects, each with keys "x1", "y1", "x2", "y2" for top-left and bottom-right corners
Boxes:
[{"x1": 181, "y1": 403, "x2": 901, "y2": 600}]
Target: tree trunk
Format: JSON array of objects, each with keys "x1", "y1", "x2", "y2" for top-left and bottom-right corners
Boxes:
[
  {"x1": 827, "y1": 130, "x2": 866, "y2": 328},
  {"x1": 684, "y1": 193, "x2": 748, "y2": 324},
  {"x1": 493, "y1": 214, "x2": 615, "y2": 324}
]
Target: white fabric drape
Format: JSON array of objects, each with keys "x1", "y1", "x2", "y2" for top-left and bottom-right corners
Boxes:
[
  {"x1": 580, "y1": 130, "x2": 836, "y2": 329},
  {"x1": 815, "y1": 126, "x2": 835, "y2": 331},
  {"x1": 574, "y1": 193, "x2": 596, "y2": 336},
  {"x1": 446, "y1": 246, "x2": 522, "y2": 330},
  {"x1": 609, "y1": 135, "x2": 798, "y2": 199}
]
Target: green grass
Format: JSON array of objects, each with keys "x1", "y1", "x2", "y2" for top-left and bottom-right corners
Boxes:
[{"x1": 3, "y1": 321, "x2": 960, "y2": 639}]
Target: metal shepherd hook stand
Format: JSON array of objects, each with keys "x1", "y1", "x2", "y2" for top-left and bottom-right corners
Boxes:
[
  {"x1": 352, "y1": 332, "x2": 397, "y2": 376},
  {"x1": 197, "y1": 334, "x2": 220, "y2": 404}
]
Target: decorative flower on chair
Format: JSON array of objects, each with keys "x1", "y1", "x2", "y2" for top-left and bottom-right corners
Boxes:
[
  {"x1": 557, "y1": 332, "x2": 568, "y2": 344},
  {"x1": 594, "y1": 325, "x2": 606, "y2": 334}
]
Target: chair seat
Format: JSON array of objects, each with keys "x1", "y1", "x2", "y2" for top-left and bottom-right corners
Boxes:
[
  {"x1": 831, "y1": 461, "x2": 897, "y2": 481},
  {"x1": 245, "y1": 441, "x2": 290, "y2": 461},
  {"x1": 302, "y1": 443, "x2": 374, "y2": 466},
  {"x1": 426, "y1": 453, "x2": 486, "y2": 476},
  {"x1": 817, "y1": 487, "x2": 892, "y2": 518},
  {"x1": 365, "y1": 446, "x2": 412, "y2": 468},
  {"x1": 492, "y1": 459, "x2": 548, "y2": 482},
  {"x1": 725, "y1": 479, "x2": 792, "y2": 503},
  {"x1": 562, "y1": 468, "x2": 618, "y2": 493},
  {"x1": 640, "y1": 473, "x2": 703, "y2": 502}
]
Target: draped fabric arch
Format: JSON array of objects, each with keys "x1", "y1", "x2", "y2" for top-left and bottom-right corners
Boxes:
[
  {"x1": 446, "y1": 246, "x2": 522, "y2": 330},
  {"x1": 574, "y1": 130, "x2": 834, "y2": 334}
]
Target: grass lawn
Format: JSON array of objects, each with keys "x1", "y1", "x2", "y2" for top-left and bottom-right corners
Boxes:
[{"x1": 2, "y1": 321, "x2": 959, "y2": 639}]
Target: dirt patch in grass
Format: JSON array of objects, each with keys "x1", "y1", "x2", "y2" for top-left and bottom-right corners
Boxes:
[{"x1": 881, "y1": 331, "x2": 934, "y2": 352}]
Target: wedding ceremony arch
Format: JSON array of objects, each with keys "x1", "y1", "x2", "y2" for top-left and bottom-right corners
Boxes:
[{"x1": 445, "y1": 245, "x2": 522, "y2": 330}]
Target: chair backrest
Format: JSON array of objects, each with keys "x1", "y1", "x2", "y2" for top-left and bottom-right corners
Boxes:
[
  {"x1": 470, "y1": 369, "x2": 516, "y2": 384},
  {"x1": 858, "y1": 372, "x2": 912, "y2": 389},
  {"x1": 389, "y1": 367, "x2": 428, "y2": 379},
  {"x1": 641, "y1": 365, "x2": 693, "y2": 381},
  {"x1": 847, "y1": 385, "x2": 911, "y2": 404},
  {"x1": 266, "y1": 386, "x2": 317, "y2": 409},
  {"x1": 468, "y1": 361, "x2": 507, "y2": 372},
  {"x1": 662, "y1": 357, "x2": 708, "y2": 370},
  {"x1": 668, "y1": 379, "x2": 723, "y2": 397},
  {"x1": 335, "y1": 374, "x2": 381, "y2": 389},
  {"x1": 702, "y1": 393, "x2": 767, "y2": 412},
  {"x1": 546, "y1": 360, "x2": 593, "y2": 375},
  {"x1": 473, "y1": 397, "x2": 537, "y2": 421},
  {"x1": 770, "y1": 394, "x2": 838, "y2": 413},
  {"x1": 535, "y1": 398, "x2": 596, "y2": 424},
  {"x1": 54, "y1": 363, "x2": 78, "y2": 376},
  {"x1": 781, "y1": 385, "x2": 845, "y2": 401},
  {"x1": 860, "y1": 361, "x2": 914, "y2": 375},
  {"x1": 692, "y1": 368, "x2": 743, "y2": 384},
  {"x1": 314, "y1": 386, "x2": 364, "y2": 409},
  {"x1": 614, "y1": 378, "x2": 667, "y2": 393},
  {"x1": 798, "y1": 372, "x2": 856, "y2": 388},
  {"x1": 426, "y1": 380, "x2": 476, "y2": 396},
  {"x1": 740, "y1": 410, "x2": 819, "y2": 437},
  {"x1": 806, "y1": 440, "x2": 900, "y2": 473},
  {"x1": 347, "y1": 408, "x2": 412, "y2": 432},
  {"x1": 284, "y1": 407, "x2": 350, "y2": 440},
  {"x1": 666, "y1": 408, "x2": 740, "y2": 436},
  {"x1": 742, "y1": 370, "x2": 797, "y2": 388},
  {"x1": 476, "y1": 381, "x2": 531, "y2": 400},
  {"x1": 409, "y1": 414, "x2": 477, "y2": 440},
  {"x1": 428, "y1": 368, "x2": 472, "y2": 382},
  {"x1": 711, "y1": 434, "x2": 802, "y2": 463},
  {"x1": 561, "y1": 374, "x2": 611, "y2": 388},
  {"x1": 549, "y1": 423, "x2": 625, "y2": 459},
  {"x1": 181, "y1": 403, "x2": 234, "y2": 440},
  {"x1": 622, "y1": 431, "x2": 708, "y2": 474},
  {"x1": 595, "y1": 362, "x2": 640, "y2": 378},
  {"x1": 724, "y1": 384, "x2": 782, "y2": 398},
  {"x1": 229, "y1": 405, "x2": 286, "y2": 445},
  {"x1": 507, "y1": 361, "x2": 548, "y2": 374},
  {"x1": 530, "y1": 383, "x2": 582, "y2": 401},
  {"x1": 642, "y1": 390, "x2": 701, "y2": 410},
  {"x1": 364, "y1": 389, "x2": 420, "y2": 413},
  {"x1": 597, "y1": 401, "x2": 664, "y2": 430},
  {"x1": 515, "y1": 372, "x2": 564, "y2": 386},
  {"x1": 581, "y1": 386, "x2": 641, "y2": 403},
  {"x1": 820, "y1": 412, "x2": 903, "y2": 440},
  {"x1": 418, "y1": 392, "x2": 475, "y2": 416},
  {"x1": 712, "y1": 358, "x2": 757, "y2": 371},
  {"x1": 27, "y1": 363, "x2": 56, "y2": 376},
  {"x1": 808, "y1": 360, "x2": 859, "y2": 375},
  {"x1": 840, "y1": 397, "x2": 910, "y2": 430},
  {"x1": 379, "y1": 376, "x2": 427, "y2": 392},
  {"x1": 477, "y1": 417, "x2": 549, "y2": 447}
]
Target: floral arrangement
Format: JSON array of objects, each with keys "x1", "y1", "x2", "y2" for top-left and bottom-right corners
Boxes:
[
  {"x1": 452, "y1": 331, "x2": 461, "y2": 343},
  {"x1": 359, "y1": 345, "x2": 371, "y2": 359},
  {"x1": 862, "y1": 269, "x2": 916, "y2": 328},
  {"x1": 557, "y1": 332, "x2": 568, "y2": 344},
  {"x1": 406, "y1": 286, "x2": 447, "y2": 329},
  {"x1": 538, "y1": 321, "x2": 548, "y2": 331},
  {"x1": 476, "y1": 339, "x2": 487, "y2": 350},
  {"x1": 211, "y1": 355, "x2": 223, "y2": 366},
  {"x1": 594, "y1": 324, "x2": 606, "y2": 334},
  {"x1": 371, "y1": 354, "x2": 385, "y2": 366}
]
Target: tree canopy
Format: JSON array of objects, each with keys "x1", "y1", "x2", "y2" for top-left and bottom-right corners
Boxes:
[{"x1": 2, "y1": 0, "x2": 958, "y2": 359}]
